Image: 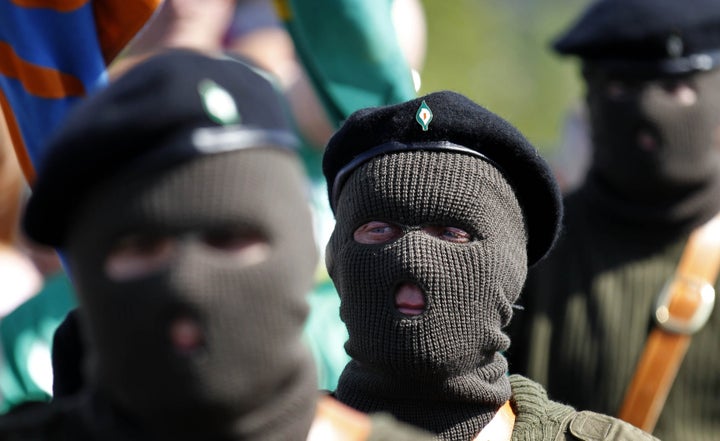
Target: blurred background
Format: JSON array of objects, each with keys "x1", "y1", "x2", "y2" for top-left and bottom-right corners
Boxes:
[{"x1": 419, "y1": 0, "x2": 589, "y2": 156}]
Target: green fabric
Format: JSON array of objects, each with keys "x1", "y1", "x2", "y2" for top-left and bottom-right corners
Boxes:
[
  {"x1": 298, "y1": 140, "x2": 350, "y2": 392},
  {"x1": 510, "y1": 374, "x2": 577, "y2": 441},
  {"x1": 303, "y1": 279, "x2": 349, "y2": 391},
  {"x1": 0, "y1": 272, "x2": 77, "y2": 413},
  {"x1": 279, "y1": 0, "x2": 417, "y2": 391},
  {"x1": 277, "y1": 0, "x2": 417, "y2": 125},
  {"x1": 509, "y1": 187, "x2": 720, "y2": 441}
]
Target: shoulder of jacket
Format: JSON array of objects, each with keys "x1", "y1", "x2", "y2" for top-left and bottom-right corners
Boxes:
[{"x1": 565, "y1": 411, "x2": 659, "y2": 441}]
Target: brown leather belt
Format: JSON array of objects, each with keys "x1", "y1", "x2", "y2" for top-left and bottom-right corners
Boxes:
[{"x1": 618, "y1": 213, "x2": 720, "y2": 432}]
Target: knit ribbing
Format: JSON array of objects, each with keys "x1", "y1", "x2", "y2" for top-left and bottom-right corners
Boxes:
[{"x1": 509, "y1": 375, "x2": 576, "y2": 441}]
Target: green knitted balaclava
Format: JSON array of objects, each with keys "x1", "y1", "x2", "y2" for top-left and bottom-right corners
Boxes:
[
  {"x1": 583, "y1": 67, "x2": 720, "y2": 226},
  {"x1": 65, "y1": 149, "x2": 318, "y2": 441},
  {"x1": 328, "y1": 150, "x2": 528, "y2": 440}
]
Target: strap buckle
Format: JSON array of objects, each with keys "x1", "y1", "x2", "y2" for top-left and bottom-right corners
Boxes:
[{"x1": 654, "y1": 275, "x2": 715, "y2": 334}]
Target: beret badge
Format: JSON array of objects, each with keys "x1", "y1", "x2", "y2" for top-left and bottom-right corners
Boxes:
[
  {"x1": 198, "y1": 79, "x2": 241, "y2": 126},
  {"x1": 415, "y1": 100, "x2": 433, "y2": 131}
]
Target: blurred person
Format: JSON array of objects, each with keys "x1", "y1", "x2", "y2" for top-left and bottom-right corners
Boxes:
[
  {"x1": 0, "y1": 0, "x2": 161, "y2": 182},
  {"x1": 225, "y1": 0, "x2": 335, "y2": 149},
  {"x1": 322, "y1": 90, "x2": 658, "y2": 440},
  {"x1": 0, "y1": 120, "x2": 40, "y2": 316},
  {"x1": 226, "y1": 0, "x2": 426, "y2": 148},
  {"x1": 0, "y1": 0, "x2": 160, "y2": 413},
  {"x1": 508, "y1": 0, "x2": 720, "y2": 440},
  {"x1": 0, "y1": 244, "x2": 42, "y2": 320},
  {"x1": 0, "y1": 106, "x2": 24, "y2": 244},
  {"x1": 24, "y1": 0, "x2": 306, "y2": 406},
  {"x1": 0, "y1": 103, "x2": 75, "y2": 412},
  {"x1": 0, "y1": 49, "x2": 432, "y2": 441},
  {"x1": 0, "y1": 172, "x2": 79, "y2": 413},
  {"x1": 108, "y1": 0, "x2": 236, "y2": 79},
  {"x1": 0, "y1": 231, "x2": 74, "y2": 413}
]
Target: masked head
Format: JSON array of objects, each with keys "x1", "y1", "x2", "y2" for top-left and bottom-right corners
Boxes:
[
  {"x1": 328, "y1": 150, "x2": 528, "y2": 378},
  {"x1": 23, "y1": 50, "x2": 318, "y2": 439},
  {"x1": 554, "y1": 0, "x2": 720, "y2": 204},
  {"x1": 322, "y1": 91, "x2": 562, "y2": 437}
]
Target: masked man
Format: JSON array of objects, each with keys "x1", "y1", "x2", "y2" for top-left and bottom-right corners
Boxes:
[
  {"x1": 508, "y1": 1, "x2": 720, "y2": 440},
  {"x1": 322, "y1": 90, "x2": 658, "y2": 440}
]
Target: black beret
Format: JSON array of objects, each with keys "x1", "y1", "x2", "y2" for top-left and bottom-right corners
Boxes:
[
  {"x1": 23, "y1": 49, "x2": 298, "y2": 248},
  {"x1": 323, "y1": 90, "x2": 562, "y2": 266},
  {"x1": 554, "y1": 0, "x2": 720, "y2": 75}
]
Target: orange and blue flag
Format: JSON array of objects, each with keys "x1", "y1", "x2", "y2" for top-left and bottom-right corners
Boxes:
[{"x1": 0, "y1": 0, "x2": 161, "y2": 183}]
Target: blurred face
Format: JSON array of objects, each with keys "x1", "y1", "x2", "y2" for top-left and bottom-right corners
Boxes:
[
  {"x1": 65, "y1": 150, "x2": 318, "y2": 429},
  {"x1": 103, "y1": 229, "x2": 271, "y2": 355},
  {"x1": 584, "y1": 67, "x2": 720, "y2": 200}
]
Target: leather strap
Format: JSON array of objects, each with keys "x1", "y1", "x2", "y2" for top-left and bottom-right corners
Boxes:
[
  {"x1": 618, "y1": 213, "x2": 720, "y2": 432},
  {"x1": 308, "y1": 396, "x2": 372, "y2": 441},
  {"x1": 473, "y1": 400, "x2": 516, "y2": 441}
]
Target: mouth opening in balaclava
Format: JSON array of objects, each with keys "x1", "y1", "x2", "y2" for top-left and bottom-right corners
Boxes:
[
  {"x1": 168, "y1": 314, "x2": 206, "y2": 356},
  {"x1": 394, "y1": 281, "x2": 427, "y2": 316}
]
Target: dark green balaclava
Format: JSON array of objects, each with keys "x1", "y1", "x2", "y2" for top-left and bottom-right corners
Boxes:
[
  {"x1": 583, "y1": 67, "x2": 720, "y2": 227},
  {"x1": 328, "y1": 150, "x2": 528, "y2": 440},
  {"x1": 65, "y1": 149, "x2": 318, "y2": 441}
]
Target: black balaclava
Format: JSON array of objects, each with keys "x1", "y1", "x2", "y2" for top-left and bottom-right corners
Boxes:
[
  {"x1": 328, "y1": 150, "x2": 528, "y2": 440},
  {"x1": 583, "y1": 67, "x2": 720, "y2": 228},
  {"x1": 64, "y1": 148, "x2": 318, "y2": 441}
]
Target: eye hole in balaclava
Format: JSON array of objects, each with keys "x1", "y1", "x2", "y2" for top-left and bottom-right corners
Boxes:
[
  {"x1": 583, "y1": 67, "x2": 720, "y2": 202},
  {"x1": 104, "y1": 229, "x2": 270, "y2": 282},
  {"x1": 103, "y1": 229, "x2": 272, "y2": 356},
  {"x1": 352, "y1": 221, "x2": 474, "y2": 246}
]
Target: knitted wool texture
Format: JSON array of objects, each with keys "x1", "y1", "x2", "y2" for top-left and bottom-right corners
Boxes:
[
  {"x1": 65, "y1": 149, "x2": 319, "y2": 441},
  {"x1": 509, "y1": 375, "x2": 659, "y2": 441},
  {"x1": 328, "y1": 151, "x2": 527, "y2": 440}
]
